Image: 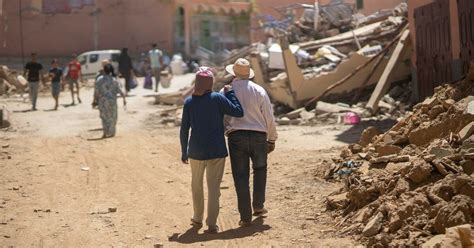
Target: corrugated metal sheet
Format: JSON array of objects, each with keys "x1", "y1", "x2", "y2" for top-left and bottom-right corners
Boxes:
[
  {"x1": 458, "y1": 0, "x2": 474, "y2": 75},
  {"x1": 414, "y1": 0, "x2": 452, "y2": 99}
]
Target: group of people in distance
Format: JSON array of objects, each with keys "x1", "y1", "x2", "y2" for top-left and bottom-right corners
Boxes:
[
  {"x1": 23, "y1": 53, "x2": 82, "y2": 111},
  {"x1": 180, "y1": 58, "x2": 277, "y2": 233},
  {"x1": 116, "y1": 44, "x2": 165, "y2": 95},
  {"x1": 22, "y1": 43, "x2": 166, "y2": 139}
]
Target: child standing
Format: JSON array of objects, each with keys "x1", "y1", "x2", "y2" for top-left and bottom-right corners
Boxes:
[{"x1": 49, "y1": 59, "x2": 63, "y2": 110}]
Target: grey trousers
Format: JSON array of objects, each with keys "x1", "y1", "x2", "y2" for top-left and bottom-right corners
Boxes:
[{"x1": 28, "y1": 81, "x2": 39, "y2": 109}]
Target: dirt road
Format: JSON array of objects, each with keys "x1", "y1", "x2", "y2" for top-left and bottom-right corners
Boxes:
[{"x1": 0, "y1": 76, "x2": 359, "y2": 247}]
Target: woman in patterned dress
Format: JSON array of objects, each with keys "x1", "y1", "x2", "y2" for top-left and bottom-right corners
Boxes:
[{"x1": 93, "y1": 64, "x2": 126, "y2": 138}]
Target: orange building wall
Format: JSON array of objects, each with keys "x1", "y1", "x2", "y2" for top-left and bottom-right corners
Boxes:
[
  {"x1": 0, "y1": 0, "x2": 407, "y2": 57},
  {"x1": 0, "y1": 0, "x2": 174, "y2": 57}
]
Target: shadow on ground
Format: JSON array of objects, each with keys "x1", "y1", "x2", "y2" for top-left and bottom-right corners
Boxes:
[
  {"x1": 169, "y1": 217, "x2": 271, "y2": 244},
  {"x1": 335, "y1": 119, "x2": 397, "y2": 144},
  {"x1": 13, "y1": 109, "x2": 35, "y2": 113}
]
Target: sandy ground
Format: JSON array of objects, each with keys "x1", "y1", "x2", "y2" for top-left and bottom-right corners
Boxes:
[{"x1": 0, "y1": 75, "x2": 363, "y2": 247}]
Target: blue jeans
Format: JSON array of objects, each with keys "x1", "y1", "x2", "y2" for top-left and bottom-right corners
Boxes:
[
  {"x1": 28, "y1": 81, "x2": 39, "y2": 109},
  {"x1": 228, "y1": 130, "x2": 268, "y2": 222}
]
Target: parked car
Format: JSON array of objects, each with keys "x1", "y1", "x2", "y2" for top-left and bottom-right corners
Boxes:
[{"x1": 77, "y1": 50, "x2": 120, "y2": 79}]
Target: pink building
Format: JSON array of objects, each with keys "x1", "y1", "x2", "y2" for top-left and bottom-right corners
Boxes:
[
  {"x1": 0, "y1": 0, "x2": 405, "y2": 58},
  {"x1": 0, "y1": 0, "x2": 175, "y2": 57}
]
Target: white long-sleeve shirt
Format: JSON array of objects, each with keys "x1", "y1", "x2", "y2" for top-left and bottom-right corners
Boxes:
[{"x1": 223, "y1": 79, "x2": 278, "y2": 142}]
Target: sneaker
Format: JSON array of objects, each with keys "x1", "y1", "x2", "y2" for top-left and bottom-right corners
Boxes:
[
  {"x1": 253, "y1": 208, "x2": 268, "y2": 216},
  {"x1": 204, "y1": 225, "x2": 219, "y2": 234},
  {"x1": 239, "y1": 220, "x2": 252, "y2": 227},
  {"x1": 190, "y1": 218, "x2": 203, "y2": 228}
]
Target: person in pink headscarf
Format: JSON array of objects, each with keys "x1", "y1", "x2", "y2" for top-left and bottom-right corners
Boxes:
[{"x1": 180, "y1": 67, "x2": 244, "y2": 233}]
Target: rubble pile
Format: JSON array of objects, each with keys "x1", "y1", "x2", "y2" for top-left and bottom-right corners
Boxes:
[
  {"x1": 144, "y1": 106, "x2": 183, "y2": 129},
  {"x1": 323, "y1": 79, "x2": 474, "y2": 247},
  {"x1": 245, "y1": 2, "x2": 412, "y2": 111},
  {"x1": 0, "y1": 66, "x2": 27, "y2": 96},
  {"x1": 275, "y1": 81, "x2": 413, "y2": 126}
]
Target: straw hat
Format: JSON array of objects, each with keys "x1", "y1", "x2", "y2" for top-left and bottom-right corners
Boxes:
[{"x1": 225, "y1": 58, "x2": 254, "y2": 79}]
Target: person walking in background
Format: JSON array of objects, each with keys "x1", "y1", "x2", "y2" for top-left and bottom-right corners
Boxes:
[
  {"x1": 142, "y1": 57, "x2": 153, "y2": 90},
  {"x1": 48, "y1": 59, "x2": 63, "y2": 110},
  {"x1": 180, "y1": 67, "x2": 244, "y2": 234},
  {"x1": 148, "y1": 43, "x2": 163, "y2": 92},
  {"x1": 223, "y1": 58, "x2": 277, "y2": 227},
  {"x1": 23, "y1": 53, "x2": 43, "y2": 111},
  {"x1": 66, "y1": 54, "x2": 82, "y2": 105},
  {"x1": 118, "y1": 48, "x2": 133, "y2": 95},
  {"x1": 93, "y1": 64, "x2": 126, "y2": 139},
  {"x1": 95, "y1": 59, "x2": 115, "y2": 80}
]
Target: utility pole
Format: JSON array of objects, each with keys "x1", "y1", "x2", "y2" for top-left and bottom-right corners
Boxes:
[
  {"x1": 19, "y1": 0, "x2": 25, "y2": 65},
  {"x1": 90, "y1": 6, "x2": 100, "y2": 50}
]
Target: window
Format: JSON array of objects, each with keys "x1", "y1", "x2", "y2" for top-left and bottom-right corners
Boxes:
[
  {"x1": 89, "y1": 54, "x2": 99, "y2": 63},
  {"x1": 78, "y1": 55, "x2": 87, "y2": 65},
  {"x1": 111, "y1": 54, "x2": 120, "y2": 62},
  {"x1": 356, "y1": 0, "x2": 364, "y2": 10}
]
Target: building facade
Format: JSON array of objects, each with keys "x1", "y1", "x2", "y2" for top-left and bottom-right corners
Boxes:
[{"x1": 0, "y1": 0, "x2": 405, "y2": 58}]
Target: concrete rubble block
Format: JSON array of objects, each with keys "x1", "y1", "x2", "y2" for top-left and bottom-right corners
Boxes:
[
  {"x1": 427, "y1": 146, "x2": 455, "y2": 159},
  {"x1": 300, "y1": 109, "x2": 315, "y2": 121},
  {"x1": 392, "y1": 177, "x2": 410, "y2": 196},
  {"x1": 375, "y1": 144, "x2": 402, "y2": 156},
  {"x1": 362, "y1": 212, "x2": 384, "y2": 237},
  {"x1": 440, "y1": 99, "x2": 456, "y2": 109},
  {"x1": 326, "y1": 193, "x2": 349, "y2": 210},
  {"x1": 282, "y1": 107, "x2": 305, "y2": 120},
  {"x1": 370, "y1": 154, "x2": 397, "y2": 164},
  {"x1": 386, "y1": 162, "x2": 410, "y2": 173},
  {"x1": 458, "y1": 122, "x2": 474, "y2": 142},
  {"x1": 421, "y1": 234, "x2": 446, "y2": 248},
  {"x1": 390, "y1": 155, "x2": 410, "y2": 163},
  {"x1": 467, "y1": 101, "x2": 474, "y2": 115},
  {"x1": 358, "y1": 152, "x2": 368, "y2": 159},
  {"x1": 452, "y1": 175, "x2": 474, "y2": 201},
  {"x1": 381, "y1": 134, "x2": 395, "y2": 145},
  {"x1": 349, "y1": 143, "x2": 363, "y2": 154},
  {"x1": 407, "y1": 158, "x2": 432, "y2": 183},
  {"x1": 340, "y1": 148, "x2": 352, "y2": 159},
  {"x1": 461, "y1": 136, "x2": 474, "y2": 153},
  {"x1": 408, "y1": 113, "x2": 474, "y2": 146},
  {"x1": 276, "y1": 117, "x2": 301, "y2": 125},
  {"x1": 359, "y1": 126, "x2": 382, "y2": 147},
  {"x1": 421, "y1": 96, "x2": 439, "y2": 108},
  {"x1": 433, "y1": 195, "x2": 474, "y2": 234},
  {"x1": 431, "y1": 159, "x2": 450, "y2": 176},
  {"x1": 442, "y1": 224, "x2": 474, "y2": 247},
  {"x1": 370, "y1": 154, "x2": 410, "y2": 164},
  {"x1": 315, "y1": 101, "x2": 364, "y2": 115},
  {"x1": 428, "y1": 105, "x2": 445, "y2": 120}
]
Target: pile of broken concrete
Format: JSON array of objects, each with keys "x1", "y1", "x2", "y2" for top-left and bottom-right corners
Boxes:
[{"x1": 324, "y1": 79, "x2": 474, "y2": 247}]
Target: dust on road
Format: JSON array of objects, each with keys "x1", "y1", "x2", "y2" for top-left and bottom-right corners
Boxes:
[{"x1": 0, "y1": 76, "x2": 358, "y2": 247}]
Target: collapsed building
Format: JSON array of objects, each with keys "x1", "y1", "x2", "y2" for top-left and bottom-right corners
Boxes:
[{"x1": 323, "y1": 73, "x2": 474, "y2": 247}]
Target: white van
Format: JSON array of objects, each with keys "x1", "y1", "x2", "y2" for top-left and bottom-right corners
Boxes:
[{"x1": 77, "y1": 50, "x2": 120, "y2": 79}]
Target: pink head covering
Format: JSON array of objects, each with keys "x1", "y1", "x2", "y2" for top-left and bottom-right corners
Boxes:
[{"x1": 193, "y1": 66, "x2": 214, "y2": 96}]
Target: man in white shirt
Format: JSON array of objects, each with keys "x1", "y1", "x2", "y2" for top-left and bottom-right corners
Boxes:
[
  {"x1": 223, "y1": 58, "x2": 278, "y2": 227},
  {"x1": 148, "y1": 43, "x2": 163, "y2": 92}
]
